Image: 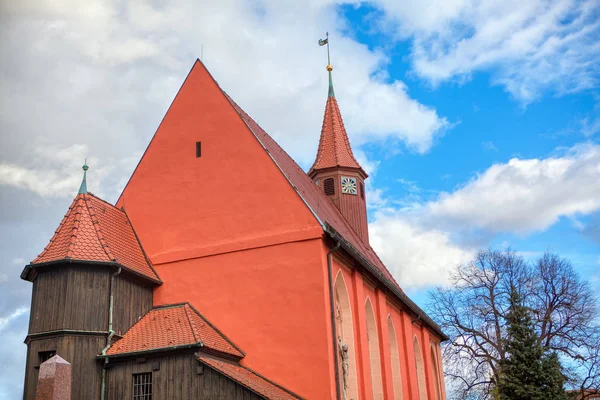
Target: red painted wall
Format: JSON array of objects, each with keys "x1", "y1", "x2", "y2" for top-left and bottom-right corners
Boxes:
[
  {"x1": 117, "y1": 60, "x2": 322, "y2": 263},
  {"x1": 153, "y1": 239, "x2": 334, "y2": 398},
  {"x1": 117, "y1": 61, "x2": 336, "y2": 398},
  {"x1": 116, "y1": 59, "x2": 447, "y2": 399}
]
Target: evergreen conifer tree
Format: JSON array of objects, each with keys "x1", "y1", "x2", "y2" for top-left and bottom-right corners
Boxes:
[
  {"x1": 496, "y1": 287, "x2": 545, "y2": 400},
  {"x1": 541, "y1": 352, "x2": 568, "y2": 400}
]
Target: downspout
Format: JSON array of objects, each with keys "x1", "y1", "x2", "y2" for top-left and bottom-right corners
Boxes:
[
  {"x1": 327, "y1": 242, "x2": 342, "y2": 400},
  {"x1": 101, "y1": 267, "x2": 121, "y2": 400}
]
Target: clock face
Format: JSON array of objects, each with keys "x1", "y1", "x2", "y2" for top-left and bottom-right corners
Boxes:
[{"x1": 341, "y1": 177, "x2": 358, "y2": 195}]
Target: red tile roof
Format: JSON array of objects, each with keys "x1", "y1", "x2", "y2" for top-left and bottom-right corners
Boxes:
[
  {"x1": 225, "y1": 95, "x2": 398, "y2": 287},
  {"x1": 197, "y1": 355, "x2": 303, "y2": 400},
  {"x1": 31, "y1": 193, "x2": 159, "y2": 282},
  {"x1": 309, "y1": 95, "x2": 365, "y2": 176},
  {"x1": 106, "y1": 303, "x2": 244, "y2": 358}
]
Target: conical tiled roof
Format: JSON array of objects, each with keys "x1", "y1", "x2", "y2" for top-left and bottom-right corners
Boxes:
[
  {"x1": 30, "y1": 193, "x2": 160, "y2": 283},
  {"x1": 309, "y1": 92, "x2": 366, "y2": 177}
]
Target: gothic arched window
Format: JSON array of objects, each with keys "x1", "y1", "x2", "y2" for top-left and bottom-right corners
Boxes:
[
  {"x1": 388, "y1": 316, "x2": 403, "y2": 399},
  {"x1": 430, "y1": 344, "x2": 442, "y2": 400},
  {"x1": 334, "y1": 271, "x2": 358, "y2": 399},
  {"x1": 414, "y1": 336, "x2": 428, "y2": 400},
  {"x1": 365, "y1": 298, "x2": 384, "y2": 399}
]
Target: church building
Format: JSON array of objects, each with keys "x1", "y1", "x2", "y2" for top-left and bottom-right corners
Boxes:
[{"x1": 21, "y1": 58, "x2": 447, "y2": 399}]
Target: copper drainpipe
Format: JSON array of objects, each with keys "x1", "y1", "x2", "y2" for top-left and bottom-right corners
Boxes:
[
  {"x1": 327, "y1": 241, "x2": 342, "y2": 400},
  {"x1": 100, "y1": 267, "x2": 121, "y2": 400}
]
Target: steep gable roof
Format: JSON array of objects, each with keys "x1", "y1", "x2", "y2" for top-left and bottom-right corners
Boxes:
[
  {"x1": 27, "y1": 193, "x2": 160, "y2": 283},
  {"x1": 197, "y1": 355, "x2": 303, "y2": 400},
  {"x1": 106, "y1": 303, "x2": 244, "y2": 358}
]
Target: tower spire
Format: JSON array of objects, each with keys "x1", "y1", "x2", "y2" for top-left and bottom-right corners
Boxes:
[
  {"x1": 311, "y1": 33, "x2": 369, "y2": 244},
  {"x1": 78, "y1": 160, "x2": 89, "y2": 194}
]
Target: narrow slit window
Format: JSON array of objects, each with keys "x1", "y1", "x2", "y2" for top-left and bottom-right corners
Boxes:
[
  {"x1": 359, "y1": 182, "x2": 365, "y2": 199},
  {"x1": 132, "y1": 372, "x2": 152, "y2": 400},
  {"x1": 324, "y1": 178, "x2": 335, "y2": 196},
  {"x1": 196, "y1": 141, "x2": 202, "y2": 158}
]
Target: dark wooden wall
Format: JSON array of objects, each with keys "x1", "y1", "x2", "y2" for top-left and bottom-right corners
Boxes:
[
  {"x1": 112, "y1": 274, "x2": 153, "y2": 337},
  {"x1": 105, "y1": 352, "x2": 264, "y2": 400},
  {"x1": 24, "y1": 263, "x2": 155, "y2": 400},
  {"x1": 23, "y1": 334, "x2": 105, "y2": 400},
  {"x1": 28, "y1": 265, "x2": 111, "y2": 333}
]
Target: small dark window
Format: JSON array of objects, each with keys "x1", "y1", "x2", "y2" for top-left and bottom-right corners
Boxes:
[
  {"x1": 359, "y1": 182, "x2": 365, "y2": 199},
  {"x1": 133, "y1": 372, "x2": 152, "y2": 400},
  {"x1": 324, "y1": 178, "x2": 335, "y2": 196},
  {"x1": 196, "y1": 141, "x2": 202, "y2": 158},
  {"x1": 38, "y1": 350, "x2": 56, "y2": 364}
]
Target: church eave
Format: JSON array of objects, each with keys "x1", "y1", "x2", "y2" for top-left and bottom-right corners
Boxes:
[
  {"x1": 307, "y1": 165, "x2": 368, "y2": 180},
  {"x1": 20, "y1": 259, "x2": 163, "y2": 285},
  {"x1": 323, "y1": 223, "x2": 449, "y2": 341}
]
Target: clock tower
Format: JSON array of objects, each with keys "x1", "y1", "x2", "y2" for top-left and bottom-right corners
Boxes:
[{"x1": 308, "y1": 63, "x2": 369, "y2": 244}]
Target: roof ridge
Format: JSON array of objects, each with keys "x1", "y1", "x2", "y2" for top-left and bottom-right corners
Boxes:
[
  {"x1": 186, "y1": 302, "x2": 245, "y2": 357},
  {"x1": 82, "y1": 195, "x2": 116, "y2": 262},
  {"x1": 331, "y1": 98, "x2": 360, "y2": 167},
  {"x1": 33, "y1": 196, "x2": 79, "y2": 262},
  {"x1": 66, "y1": 196, "x2": 85, "y2": 259},
  {"x1": 121, "y1": 207, "x2": 161, "y2": 282},
  {"x1": 183, "y1": 303, "x2": 201, "y2": 344}
]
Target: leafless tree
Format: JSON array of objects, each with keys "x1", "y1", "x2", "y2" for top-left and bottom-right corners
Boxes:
[{"x1": 428, "y1": 249, "x2": 599, "y2": 400}]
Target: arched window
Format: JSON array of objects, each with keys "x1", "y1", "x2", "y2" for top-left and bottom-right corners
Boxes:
[
  {"x1": 414, "y1": 336, "x2": 428, "y2": 400},
  {"x1": 388, "y1": 316, "x2": 403, "y2": 399},
  {"x1": 365, "y1": 298, "x2": 384, "y2": 399},
  {"x1": 334, "y1": 272, "x2": 358, "y2": 400},
  {"x1": 430, "y1": 344, "x2": 442, "y2": 400}
]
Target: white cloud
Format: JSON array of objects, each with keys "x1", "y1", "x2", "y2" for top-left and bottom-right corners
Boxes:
[
  {"x1": 426, "y1": 143, "x2": 600, "y2": 233},
  {"x1": 0, "y1": 0, "x2": 449, "y2": 196},
  {"x1": 368, "y1": 143, "x2": 600, "y2": 289},
  {"x1": 369, "y1": 209, "x2": 474, "y2": 288},
  {"x1": 0, "y1": 144, "x2": 119, "y2": 198},
  {"x1": 368, "y1": 0, "x2": 600, "y2": 103}
]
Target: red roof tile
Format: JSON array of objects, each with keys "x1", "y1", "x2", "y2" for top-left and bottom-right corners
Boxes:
[
  {"x1": 309, "y1": 95, "x2": 365, "y2": 176},
  {"x1": 31, "y1": 193, "x2": 159, "y2": 282},
  {"x1": 225, "y1": 95, "x2": 399, "y2": 288},
  {"x1": 197, "y1": 355, "x2": 303, "y2": 400},
  {"x1": 107, "y1": 303, "x2": 244, "y2": 358}
]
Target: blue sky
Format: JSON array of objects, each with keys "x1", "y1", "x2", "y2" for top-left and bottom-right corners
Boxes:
[{"x1": 0, "y1": 0, "x2": 599, "y2": 398}]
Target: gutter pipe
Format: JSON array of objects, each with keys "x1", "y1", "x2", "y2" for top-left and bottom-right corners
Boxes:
[{"x1": 100, "y1": 267, "x2": 121, "y2": 400}]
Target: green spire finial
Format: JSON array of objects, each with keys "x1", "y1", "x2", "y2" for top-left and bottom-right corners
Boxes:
[
  {"x1": 319, "y1": 32, "x2": 335, "y2": 97},
  {"x1": 78, "y1": 160, "x2": 88, "y2": 194}
]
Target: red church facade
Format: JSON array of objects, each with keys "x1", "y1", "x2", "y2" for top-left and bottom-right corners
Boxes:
[{"x1": 22, "y1": 59, "x2": 446, "y2": 400}]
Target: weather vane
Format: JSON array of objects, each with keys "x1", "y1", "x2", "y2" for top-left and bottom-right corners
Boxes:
[{"x1": 318, "y1": 32, "x2": 332, "y2": 71}]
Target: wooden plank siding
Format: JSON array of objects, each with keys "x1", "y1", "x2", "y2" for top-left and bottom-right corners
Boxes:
[
  {"x1": 28, "y1": 265, "x2": 111, "y2": 333},
  {"x1": 24, "y1": 263, "x2": 155, "y2": 400},
  {"x1": 105, "y1": 351, "x2": 265, "y2": 400},
  {"x1": 23, "y1": 334, "x2": 105, "y2": 400},
  {"x1": 112, "y1": 273, "x2": 154, "y2": 337}
]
